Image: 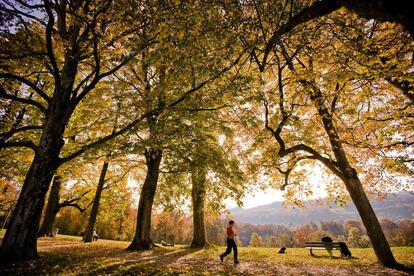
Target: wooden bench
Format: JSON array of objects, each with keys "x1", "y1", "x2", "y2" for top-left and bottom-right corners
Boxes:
[{"x1": 305, "y1": 241, "x2": 342, "y2": 256}]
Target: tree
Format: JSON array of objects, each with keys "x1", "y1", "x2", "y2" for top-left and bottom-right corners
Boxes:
[
  {"x1": 151, "y1": 211, "x2": 192, "y2": 245},
  {"x1": 125, "y1": 0, "x2": 246, "y2": 250},
  {"x1": 275, "y1": 232, "x2": 293, "y2": 248},
  {"x1": 267, "y1": 235, "x2": 278, "y2": 248},
  {"x1": 292, "y1": 224, "x2": 318, "y2": 247},
  {"x1": 0, "y1": 0, "x2": 157, "y2": 262},
  {"x1": 344, "y1": 220, "x2": 365, "y2": 236},
  {"x1": 398, "y1": 220, "x2": 414, "y2": 246},
  {"x1": 83, "y1": 161, "x2": 108, "y2": 243},
  {"x1": 0, "y1": 179, "x2": 18, "y2": 229},
  {"x1": 190, "y1": 165, "x2": 208, "y2": 248},
  {"x1": 38, "y1": 174, "x2": 91, "y2": 237},
  {"x1": 320, "y1": 221, "x2": 345, "y2": 238},
  {"x1": 37, "y1": 175, "x2": 61, "y2": 236},
  {"x1": 155, "y1": 115, "x2": 247, "y2": 249},
  {"x1": 261, "y1": 58, "x2": 397, "y2": 266},
  {"x1": 128, "y1": 148, "x2": 163, "y2": 250},
  {"x1": 52, "y1": 161, "x2": 135, "y2": 241},
  {"x1": 250, "y1": 0, "x2": 414, "y2": 97},
  {"x1": 234, "y1": 235, "x2": 243, "y2": 247},
  {"x1": 205, "y1": 216, "x2": 226, "y2": 246},
  {"x1": 248, "y1": 232, "x2": 264, "y2": 247},
  {"x1": 348, "y1": 227, "x2": 371, "y2": 248},
  {"x1": 251, "y1": 10, "x2": 412, "y2": 265}
]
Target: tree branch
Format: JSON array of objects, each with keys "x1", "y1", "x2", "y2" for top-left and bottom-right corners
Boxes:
[
  {"x1": 43, "y1": 0, "x2": 61, "y2": 87},
  {"x1": 0, "y1": 0, "x2": 47, "y2": 27},
  {"x1": 0, "y1": 140, "x2": 37, "y2": 151},
  {"x1": 57, "y1": 189, "x2": 92, "y2": 213},
  {"x1": 0, "y1": 85, "x2": 47, "y2": 113},
  {"x1": 58, "y1": 203, "x2": 86, "y2": 213},
  {"x1": 178, "y1": 104, "x2": 231, "y2": 112},
  {"x1": 60, "y1": 50, "x2": 244, "y2": 165},
  {"x1": 385, "y1": 77, "x2": 414, "y2": 103},
  {"x1": 0, "y1": 73, "x2": 50, "y2": 102},
  {"x1": 0, "y1": 125, "x2": 43, "y2": 139},
  {"x1": 167, "y1": 51, "x2": 244, "y2": 108},
  {"x1": 58, "y1": 112, "x2": 150, "y2": 164},
  {"x1": 263, "y1": 53, "x2": 343, "y2": 179},
  {"x1": 258, "y1": 0, "x2": 340, "y2": 71},
  {"x1": 71, "y1": 32, "x2": 160, "y2": 109}
]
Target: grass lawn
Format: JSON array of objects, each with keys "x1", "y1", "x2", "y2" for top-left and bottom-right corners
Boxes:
[{"x1": 0, "y1": 233, "x2": 413, "y2": 275}]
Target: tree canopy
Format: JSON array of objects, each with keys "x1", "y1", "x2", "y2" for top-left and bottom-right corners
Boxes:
[{"x1": 0, "y1": 0, "x2": 412, "y2": 268}]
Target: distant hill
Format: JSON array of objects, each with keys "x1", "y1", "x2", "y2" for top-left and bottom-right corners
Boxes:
[{"x1": 229, "y1": 192, "x2": 414, "y2": 227}]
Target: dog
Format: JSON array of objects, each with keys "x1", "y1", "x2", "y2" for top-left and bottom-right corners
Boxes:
[
  {"x1": 339, "y1": 242, "x2": 352, "y2": 257},
  {"x1": 278, "y1": 247, "x2": 287, "y2": 254}
]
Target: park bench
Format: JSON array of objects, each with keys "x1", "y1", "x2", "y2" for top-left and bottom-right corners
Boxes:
[{"x1": 305, "y1": 241, "x2": 342, "y2": 256}]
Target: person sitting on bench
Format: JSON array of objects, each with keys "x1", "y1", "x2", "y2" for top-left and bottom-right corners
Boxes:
[
  {"x1": 93, "y1": 228, "x2": 99, "y2": 241},
  {"x1": 321, "y1": 234, "x2": 333, "y2": 257}
]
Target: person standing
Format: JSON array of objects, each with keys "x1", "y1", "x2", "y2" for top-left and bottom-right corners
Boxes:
[{"x1": 220, "y1": 220, "x2": 239, "y2": 264}]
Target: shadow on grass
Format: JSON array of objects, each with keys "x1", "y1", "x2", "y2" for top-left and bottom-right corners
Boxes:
[
  {"x1": 393, "y1": 263, "x2": 414, "y2": 274},
  {"x1": 309, "y1": 254, "x2": 358, "y2": 260},
  {"x1": 76, "y1": 247, "x2": 200, "y2": 275},
  {"x1": 0, "y1": 252, "x2": 82, "y2": 276},
  {"x1": 0, "y1": 246, "x2": 200, "y2": 276}
]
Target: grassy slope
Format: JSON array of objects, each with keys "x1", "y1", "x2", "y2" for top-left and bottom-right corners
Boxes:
[{"x1": 0, "y1": 233, "x2": 413, "y2": 275}]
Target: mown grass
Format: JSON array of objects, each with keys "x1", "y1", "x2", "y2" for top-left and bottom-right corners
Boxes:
[
  {"x1": 0, "y1": 233, "x2": 413, "y2": 275},
  {"x1": 199, "y1": 245, "x2": 414, "y2": 268}
]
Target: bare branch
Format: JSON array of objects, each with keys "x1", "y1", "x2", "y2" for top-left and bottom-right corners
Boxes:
[{"x1": 253, "y1": 0, "x2": 268, "y2": 45}]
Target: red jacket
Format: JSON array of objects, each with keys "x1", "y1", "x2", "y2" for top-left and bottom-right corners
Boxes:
[{"x1": 227, "y1": 226, "x2": 235, "y2": 238}]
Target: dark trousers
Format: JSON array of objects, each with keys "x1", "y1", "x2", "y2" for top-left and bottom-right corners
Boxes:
[{"x1": 221, "y1": 238, "x2": 238, "y2": 261}]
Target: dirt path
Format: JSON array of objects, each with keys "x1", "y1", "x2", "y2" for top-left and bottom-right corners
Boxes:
[{"x1": 0, "y1": 238, "x2": 412, "y2": 275}]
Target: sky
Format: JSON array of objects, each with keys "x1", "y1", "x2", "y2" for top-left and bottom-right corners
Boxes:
[
  {"x1": 225, "y1": 188, "x2": 286, "y2": 209},
  {"x1": 226, "y1": 168, "x2": 330, "y2": 209},
  {"x1": 126, "y1": 165, "x2": 331, "y2": 210}
]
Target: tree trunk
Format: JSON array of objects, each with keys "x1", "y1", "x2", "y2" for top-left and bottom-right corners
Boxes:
[
  {"x1": 0, "y1": 114, "x2": 67, "y2": 262},
  {"x1": 309, "y1": 88, "x2": 398, "y2": 267},
  {"x1": 0, "y1": 52, "x2": 78, "y2": 262},
  {"x1": 342, "y1": 169, "x2": 397, "y2": 266},
  {"x1": 127, "y1": 149, "x2": 162, "y2": 250},
  {"x1": 38, "y1": 176, "x2": 62, "y2": 237},
  {"x1": 83, "y1": 161, "x2": 109, "y2": 243},
  {"x1": 190, "y1": 166, "x2": 208, "y2": 248}
]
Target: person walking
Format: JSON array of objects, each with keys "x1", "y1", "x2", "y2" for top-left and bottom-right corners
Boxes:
[{"x1": 220, "y1": 220, "x2": 239, "y2": 264}]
